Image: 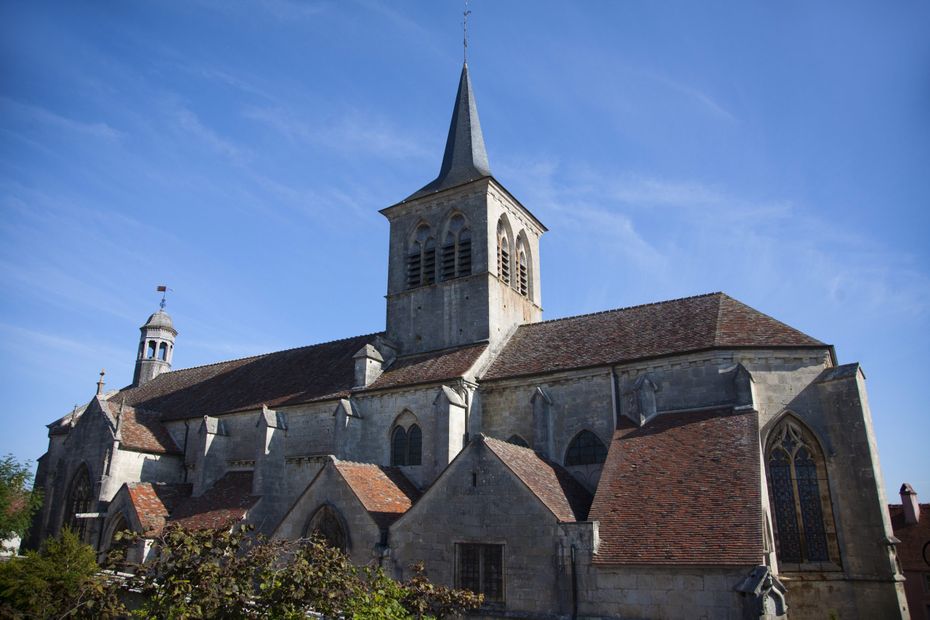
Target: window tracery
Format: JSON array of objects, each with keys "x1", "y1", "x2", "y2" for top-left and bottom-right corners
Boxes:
[
  {"x1": 391, "y1": 422, "x2": 422, "y2": 466},
  {"x1": 565, "y1": 430, "x2": 607, "y2": 466},
  {"x1": 66, "y1": 465, "x2": 93, "y2": 542},
  {"x1": 766, "y1": 418, "x2": 837, "y2": 567}
]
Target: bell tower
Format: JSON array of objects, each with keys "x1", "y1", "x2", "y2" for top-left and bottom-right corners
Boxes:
[
  {"x1": 132, "y1": 294, "x2": 177, "y2": 387},
  {"x1": 382, "y1": 63, "x2": 545, "y2": 355}
]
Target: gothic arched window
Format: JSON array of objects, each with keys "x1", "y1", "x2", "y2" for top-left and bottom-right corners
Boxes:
[
  {"x1": 565, "y1": 431, "x2": 608, "y2": 466},
  {"x1": 766, "y1": 418, "x2": 838, "y2": 567},
  {"x1": 406, "y1": 224, "x2": 435, "y2": 289},
  {"x1": 66, "y1": 465, "x2": 93, "y2": 542},
  {"x1": 497, "y1": 219, "x2": 511, "y2": 285},
  {"x1": 440, "y1": 214, "x2": 472, "y2": 281},
  {"x1": 306, "y1": 505, "x2": 348, "y2": 553},
  {"x1": 391, "y1": 423, "x2": 422, "y2": 466}
]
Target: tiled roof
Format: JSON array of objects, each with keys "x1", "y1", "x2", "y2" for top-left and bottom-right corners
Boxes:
[
  {"x1": 889, "y1": 503, "x2": 930, "y2": 571},
  {"x1": 127, "y1": 482, "x2": 192, "y2": 535},
  {"x1": 484, "y1": 293, "x2": 825, "y2": 380},
  {"x1": 109, "y1": 334, "x2": 378, "y2": 421},
  {"x1": 334, "y1": 461, "x2": 421, "y2": 530},
  {"x1": 169, "y1": 472, "x2": 257, "y2": 530},
  {"x1": 365, "y1": 343, "x2": 488, "y2": 391},
  {"x1": 104, "y1": 402, "x2": 181, "y2": 455},
  {"x1": 484, "y1": 436, "x2": 592, "y2": 522},
  {"x1": 589, "y1": 408, "x2": 763, "y2": 566}
]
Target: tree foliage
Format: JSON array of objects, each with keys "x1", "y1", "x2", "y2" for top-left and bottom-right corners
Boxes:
[
  {"x1": 0, "y1": 527, "x2": 123, "y2": 619},
  {"x1": 0, "y1": 453, "x2": 43, "y2": 541},
  {"x1": 0, "y1": 523, "x2": 482, "y2": 619},
  {"x1": 113, "y1": 524, "x2": 482, "y2": 619}
]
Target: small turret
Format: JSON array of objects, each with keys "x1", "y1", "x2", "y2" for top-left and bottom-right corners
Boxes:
[{"x1": 132, "y1": 291, "x2": 177, "y2": 387}]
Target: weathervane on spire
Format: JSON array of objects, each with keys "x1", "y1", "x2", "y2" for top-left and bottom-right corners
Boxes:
[
  {"x1": 156, "y1": 284, "x2": 171, "y2": 310},
  {"x1": 463, "y1": 0, "x2": 471, "y2": 63}
]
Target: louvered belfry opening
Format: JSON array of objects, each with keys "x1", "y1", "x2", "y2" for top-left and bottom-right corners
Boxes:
[
  {"x1": 518, "y1": 250, "x2": 528, "y2": 296},
  {"x1": 440, "y1": 214, "x2": 472, "y2": 282}
]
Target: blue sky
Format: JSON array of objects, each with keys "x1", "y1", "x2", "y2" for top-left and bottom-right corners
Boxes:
[{"x1": 2, "y1": 1, "x2": 928, "y2": 496}]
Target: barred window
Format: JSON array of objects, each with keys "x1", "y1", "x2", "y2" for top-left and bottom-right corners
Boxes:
[
  {"x1": 457, "y1": 543, "x2": 503, "y2": 603},
  {"x1": 766, "y1": 418, "x2": 836, "y2": 567},
  {"x1": 565, "y1": 430, "x2": 607, "y2": 466}
]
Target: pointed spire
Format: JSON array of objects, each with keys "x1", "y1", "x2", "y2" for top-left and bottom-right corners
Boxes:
[{"x1": 406, "y1": 63, "x2": 491, "y2": 201}]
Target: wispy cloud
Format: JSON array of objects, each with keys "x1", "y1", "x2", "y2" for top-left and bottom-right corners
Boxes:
[
  {"x1": 0, "y1": 97, "x2": 123, "y2": 141},
  {"x1": 168, "y1": 103, "x2": 250, "y2": 164}
]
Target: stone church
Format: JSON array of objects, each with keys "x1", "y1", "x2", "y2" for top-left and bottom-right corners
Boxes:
[{"x1": 30, "y1": 63, "x2": 909, "y2": 619}]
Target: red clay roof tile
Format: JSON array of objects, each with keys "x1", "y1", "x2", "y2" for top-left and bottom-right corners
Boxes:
[
  {"x1": 365, "y1": 343, "x2": 487, "y2": 391},
  {"x1": 589, "y1": 408, "x2": 764, "y2": 566},
  {"x1": 104, "y1": 402, "x2": 181, "y2": 454},
  {"x1": 168, "y1": 471, "x2": 257, "y2": 530},
  {"x1": 889, "y1": 502, "x2": 930, "y2": 571},
  {"x1": 484, "y1": 293, "x2": 824, "y2": 380},
  {"x1": 484, "y1": 436, "x2": 592, "y2": 523},
  {"x1": 127, "y1": 482, "x2": 192, "y2": 535},
  {"x1": 334, "y1": 461, "x2": 421, "y2": 529}
]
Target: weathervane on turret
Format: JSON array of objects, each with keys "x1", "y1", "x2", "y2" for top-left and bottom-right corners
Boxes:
[
  {"x1": 463, "y1": 0, "x2": 471, "y2": 63},
  {"x1": 156, "y1": 284, "x2": 171, "y2": 310}
]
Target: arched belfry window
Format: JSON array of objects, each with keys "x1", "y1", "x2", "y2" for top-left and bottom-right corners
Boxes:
[
  {"x1": 146, "y1": 340, "x2": 156, "y2": 359},
  {"x1": 565, "y1": 431, "x2": 608, "y2": 466},
  {"x1": 515, "y1": 234, "x2": 530, "y2": 298},
  {"x1": 440, "y1": 214, "x2": 472, "y2": 281},
  {"x1": 391, "y1": 421, "x2": 422, "y2": 466},
  {"x1": 66, "y1": 465, "x2": 93, "y2": 542},
  {"x1": 766, "y1": 417, "x2": 839, "y2": 567},
  {"x1": 406, "y1": 224, "x2": 436, "y2": 289},
  {"x1": 157, "y1": 342, "x2": 168, "y2": 361},
  {"x1": 497, "y1": 219, "x2": 511, "y2": 285},
  {"x1": 306, "y1": 505, "x2": 348, "y2": 553}
]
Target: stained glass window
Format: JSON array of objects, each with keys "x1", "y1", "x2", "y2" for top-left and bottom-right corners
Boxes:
[
  {"x1": 66, "y1": 465, "x2": 93, "y2": 542},
  {"x1": 766, "y1": 419, "x2": 835, "y2": 567},
  {"x1": 391, "y1": 426, "x2": 407, "y2": 466}
]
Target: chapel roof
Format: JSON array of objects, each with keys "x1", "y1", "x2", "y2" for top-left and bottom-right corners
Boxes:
[
  {"x1": 333, "y1": 461, "x2": 421, "y2": 530},
  {"x1": 888, "y1": 502, "x2": 930, "y2": 571},
  {"x1": 363, "y1": 343, "x2": 488, "y2": 391},
  {"x1": 589, "y1": 407, "x2": 764, "y2": 566},
  {"x1": 484, "y1": 292, "x2": 826, "y2": 381},
  {"x1": 168, "y1": 471, "x2": 257, "y2": 530},
  {"x1": 126, "y1": 481, "x2": 192, "y2": 536},
  {"x1": 103, "y1": 401, "x2": 181, "y2": 455},
  {"x1": 483, "y1": 435, "x2": 592, "y2": 523},
  {"x1": 404, "y1": 63, "x2": 491, "y2": 202}
]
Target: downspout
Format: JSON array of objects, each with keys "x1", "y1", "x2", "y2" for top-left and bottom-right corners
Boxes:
[
  {"x1": 570, "y1": 544, "x2": 578, "y2": 620},
  {"x1": 609, "y1": 367, "x2": 620, "y2": 429},
  {"x1": 183, "y1": 420, "x2": 190, "y2": 482}
]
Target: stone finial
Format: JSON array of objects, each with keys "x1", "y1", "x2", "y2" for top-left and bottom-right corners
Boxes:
[
  {"x1": 96, "y1": 369, "x2": 106, "y2": 395},
  {"x1": 901, "y1": 483, "x2": 920, "y2": 524}
]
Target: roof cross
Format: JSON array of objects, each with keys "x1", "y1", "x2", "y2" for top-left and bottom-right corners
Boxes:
[{"x1": 463, "y1": 0, "x2": 471, "y2": 63}]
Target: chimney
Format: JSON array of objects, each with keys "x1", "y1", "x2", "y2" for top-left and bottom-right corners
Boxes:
[{"x1": 900, "y1": 483, "x2": 920, "y2": 524}]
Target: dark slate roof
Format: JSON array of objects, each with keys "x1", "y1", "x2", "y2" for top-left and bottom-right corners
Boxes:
[
  {"x1": 888, "y1": 501, "x2": 930, "y2": 571},
  {"x1": 404, "y1": 63, "x2": 491, "y2": 202},
  {"x1": 365, "y1": 343, "x2": 488, "y2": 391},
  {"x1": 483, "y1": 435, "x2": 592, "y2": 523},
  {"x1": 334, "y1": 461, "x2": 421, "y2": 530},
  {"x1": 103, "y1": 402, "x2": 181, "y2": 455},
  {"x1": 108, "y1": 334, "x2": 378, "y2": 421},
  {"x1": 169, "y1": 471, "x2": 257, "y2": 530},
  {"x1": 815, "y1": 362, "x2": 861, "y2": 383},
  {"x1": 589, "y1": 408, "x2": 763, "y2": 566},
  {"x1": 484, "y1": 292, "x2": 825, "y2": 380},
  {"x1": 127, "y1": 482, "x2": 192, "y2": 536}
]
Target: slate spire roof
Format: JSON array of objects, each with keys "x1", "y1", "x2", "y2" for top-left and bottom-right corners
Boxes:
[{"x1": 405, "y1": 63, "x2": 491, "y2": 201}]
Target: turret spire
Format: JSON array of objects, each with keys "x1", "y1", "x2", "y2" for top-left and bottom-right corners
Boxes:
[{"x1": 405, "y1": 63, "x2": 491, "y2": 201}]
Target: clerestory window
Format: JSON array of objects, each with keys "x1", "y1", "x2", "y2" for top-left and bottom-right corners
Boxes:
[
  {"x1": 766, "y1": 418, "x2": 839, "y2": 568},
  {"x1": 456, "y1": 543, "x2": 504, "y2": 603},
  {"x1": 565, "y1": 430, "x2": 608, "y2": 466},
  {"x1": 391, "y1": 423, "x2": 422, "y2": 466}
]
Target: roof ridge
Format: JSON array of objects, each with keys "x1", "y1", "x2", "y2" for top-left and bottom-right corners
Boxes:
[
  {"x1": 117, "y1": 331, "x2": 383, "y2": 386},
  {"x1": 523, "y1": 292, "x2": 724, "y2": 328}
]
